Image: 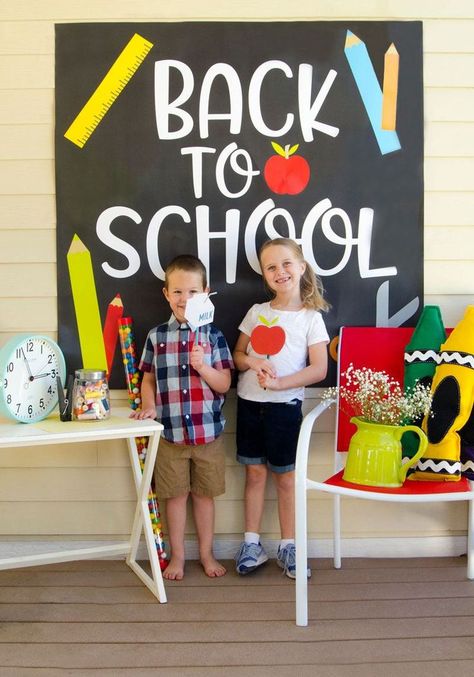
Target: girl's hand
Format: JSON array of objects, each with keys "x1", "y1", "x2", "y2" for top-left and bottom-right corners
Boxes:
[
  {"x1": 190, "y1": 344, "x2": 205, "y2": 371},
  {"x1": 130, "y1": 406, "x2": 156, "y2": 420},
  {"x1": 257, "y1": 371, "x2": 281, "y2": 390},
  {"x1": 247, "y1": 356, "x2": 276, "y2": 378}
]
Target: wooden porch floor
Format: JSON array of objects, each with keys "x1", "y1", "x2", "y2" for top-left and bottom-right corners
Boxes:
[{"x1": 0, "y1": 555, "x2": 473, "y2": 676}]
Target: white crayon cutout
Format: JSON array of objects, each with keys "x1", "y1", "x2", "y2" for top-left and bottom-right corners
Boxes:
[{"x1": 185, "y1": 292, "x2": 216, "y2": 343}]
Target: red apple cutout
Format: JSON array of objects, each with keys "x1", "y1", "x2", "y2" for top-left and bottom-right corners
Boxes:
[
  {"x1": 264, "y1": 141, "x2": 310, "y2": 195},
  {"x1": 250, "y1": 315, "x2": 286, "y2": 356}
]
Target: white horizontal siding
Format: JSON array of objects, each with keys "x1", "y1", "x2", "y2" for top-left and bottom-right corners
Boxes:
[{"x1": 1, "y1": 0, "x2": 474, "y2": 21}]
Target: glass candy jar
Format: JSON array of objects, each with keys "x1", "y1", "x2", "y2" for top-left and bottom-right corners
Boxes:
[{"x1": 72, "y1": 369, "x2": 110, "y2": 421}]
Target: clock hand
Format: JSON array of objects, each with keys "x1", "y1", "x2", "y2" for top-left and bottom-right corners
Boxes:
[
  {"x1": 32, "y1": 359, "x2": 53, "y2": 379},
  {"x1": 21, "y1": 348, "x2": 34, "y2": 381},
  {"x1": 34, "y1": 372, "x2": 52, "y2": 379}
]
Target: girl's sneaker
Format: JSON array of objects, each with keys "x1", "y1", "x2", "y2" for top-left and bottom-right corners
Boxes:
[
  {"x1": 235, "y1": 541, "x2": 269, "y2": 574},
  {"x1": 277, "y1": 543, "x2": 311, "y2": 579}
]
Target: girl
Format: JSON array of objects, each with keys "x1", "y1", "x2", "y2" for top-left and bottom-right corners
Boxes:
[{"x1": 233, "y1": 238, "x2": 329, "y2": 578}]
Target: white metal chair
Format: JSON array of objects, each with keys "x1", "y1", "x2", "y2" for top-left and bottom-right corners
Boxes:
[{"x1": 295, "y1": 326, "x2": 474, "y2": 626}]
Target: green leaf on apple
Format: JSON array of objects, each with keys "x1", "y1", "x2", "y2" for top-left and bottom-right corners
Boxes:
[
  {"x1": 270, "y1": 141, "x2": 300, "y2": 159},
  {"x1": 257, "y1": 314, "x2": 279, "y2": 327}
]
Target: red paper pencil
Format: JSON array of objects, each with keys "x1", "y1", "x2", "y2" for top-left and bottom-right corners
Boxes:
[{"x1": 103, "y1": 293, "x2": 123, "y2": 375}]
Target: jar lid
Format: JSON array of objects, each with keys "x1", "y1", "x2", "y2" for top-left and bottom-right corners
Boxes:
[{"x1": 74, "y1": 369, "x2": 107, "y2": 380}]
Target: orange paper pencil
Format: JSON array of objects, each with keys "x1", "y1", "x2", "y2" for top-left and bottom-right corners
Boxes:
[
  {"x1": 382, "y1": 43, "x2": 399, "y2": 131},
  {"x1": 103, "y1": 293, "x2": 123, "y2": 375}
]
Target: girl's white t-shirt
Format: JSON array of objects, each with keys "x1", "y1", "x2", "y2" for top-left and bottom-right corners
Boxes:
[{"x1": 236, "y1": 301, "x2": 329, "y2": 403}]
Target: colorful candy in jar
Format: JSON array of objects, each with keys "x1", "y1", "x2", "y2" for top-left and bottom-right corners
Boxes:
[
  {"x1": 118, "y1": 317, "x2": 142, "y2": 410},
  {"x1": 118, "y1": 318, "x2": 168, "y2": 568},
  {"x1": 72, "y1": 369, "x2": 110, "y2": 421}
]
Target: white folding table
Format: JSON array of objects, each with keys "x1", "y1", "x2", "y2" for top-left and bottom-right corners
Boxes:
[{"x1": 0, "y1": 407, "x2": 166, "y2": 603}]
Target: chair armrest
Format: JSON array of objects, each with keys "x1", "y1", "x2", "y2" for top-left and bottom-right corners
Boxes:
[{"x1": 295, "y1": 398, "x2": 336, "y2": 486}]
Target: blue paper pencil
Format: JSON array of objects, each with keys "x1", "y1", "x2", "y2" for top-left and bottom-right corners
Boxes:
[{"x1": 344, "y1": 30, "x2": 401, "y2": 155}]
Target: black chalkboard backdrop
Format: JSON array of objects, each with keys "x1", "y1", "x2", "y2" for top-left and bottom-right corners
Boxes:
[{"x1": 55, "y1": 22, "x2": 423, "y2": 388}]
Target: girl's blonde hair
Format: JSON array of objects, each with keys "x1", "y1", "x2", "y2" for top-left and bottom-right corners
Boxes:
[{"x1": 258, "y1": 237, "x2": 330, "y2": 312}]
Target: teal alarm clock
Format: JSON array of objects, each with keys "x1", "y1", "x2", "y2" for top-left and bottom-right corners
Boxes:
[{"x1": 0, "y1": 334, "x2": 66, "y2": 423}]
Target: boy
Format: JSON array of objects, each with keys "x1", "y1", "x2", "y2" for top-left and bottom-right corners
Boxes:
[{"x1": 131, "y1": 255, "x2": 233, "y2": 580}]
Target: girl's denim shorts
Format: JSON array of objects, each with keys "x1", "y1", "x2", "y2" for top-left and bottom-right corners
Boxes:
[{"x1": 236, "y1": 396, "x2": 303, "y2": 473}]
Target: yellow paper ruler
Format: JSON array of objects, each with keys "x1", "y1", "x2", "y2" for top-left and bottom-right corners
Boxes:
[{"x1": 64, "y1": 33, "x2": 154, "y2": 149}]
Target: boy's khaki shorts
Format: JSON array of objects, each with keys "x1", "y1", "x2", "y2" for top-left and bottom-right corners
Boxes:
[{"x1": 154, "y1": 435, "x2": 225, "y2": 499}]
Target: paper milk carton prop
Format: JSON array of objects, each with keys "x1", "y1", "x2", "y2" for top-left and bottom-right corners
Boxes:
[{"x1": 184, "y1": 292, "x2": 216, "y2": 341}]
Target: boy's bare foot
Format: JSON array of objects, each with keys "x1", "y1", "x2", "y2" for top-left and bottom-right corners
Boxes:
[
  {"x1": 163, "y1": 556, "x2": 185, "y2": 580},
  {"x1": 201, "y1": 554, "x2": 227, "y2": 578}
]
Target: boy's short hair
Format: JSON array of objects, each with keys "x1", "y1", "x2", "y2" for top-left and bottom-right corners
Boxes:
[{"x1": 164, "y1": 254, "x2": 207, "y2": 289}]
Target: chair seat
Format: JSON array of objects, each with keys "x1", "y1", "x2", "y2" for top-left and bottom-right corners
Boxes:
[{"x1": 324, "y1": 469, "x2": 472, "y2": 495}]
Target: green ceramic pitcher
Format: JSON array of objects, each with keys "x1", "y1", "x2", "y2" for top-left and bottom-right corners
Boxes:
[{"x1": 342, "y1": 417, "x2": 427, "y2": 488}]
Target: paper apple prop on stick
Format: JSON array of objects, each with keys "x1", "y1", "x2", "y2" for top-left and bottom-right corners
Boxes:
[
  {"x1": 250, "y1": 315, "x2": 286, "y2": 358},
  {"x1": 264, "y1": 141, "x2": 310, "y2": 195}
]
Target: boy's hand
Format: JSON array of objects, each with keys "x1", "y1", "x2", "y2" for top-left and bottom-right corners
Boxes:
[
  {"x1": 190, "y1": 344, "x2": 205, "y2": 371},
  {"x1": 129, "y1": 406, "x2": 157, "y2": 420}
]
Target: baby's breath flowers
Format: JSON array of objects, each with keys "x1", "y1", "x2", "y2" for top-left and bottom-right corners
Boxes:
[{"x1": 323, "y1": 364, "x2": 433, "y2": 426}]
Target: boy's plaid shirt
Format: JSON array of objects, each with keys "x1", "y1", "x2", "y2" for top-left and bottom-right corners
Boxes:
[{"x1": 139, "y1": 316, "x2": 234, "y2": 445}]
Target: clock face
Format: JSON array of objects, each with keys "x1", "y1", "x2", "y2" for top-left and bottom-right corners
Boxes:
[{"x1": 0, "y1": 335, "x2": 66, "y2": 423}]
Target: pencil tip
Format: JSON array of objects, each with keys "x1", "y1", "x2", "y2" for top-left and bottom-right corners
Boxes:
[
  {"x1": 67, "y1": 234, "x2": 86, "y2": 254},
  {"x1": 345, "y1": 30, "x2": 361, "y2": 48}
]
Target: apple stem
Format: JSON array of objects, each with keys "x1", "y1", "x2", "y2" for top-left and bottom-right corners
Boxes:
[{"x1": 284, "y1": 144, "x2": 290, "y2": 159}]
